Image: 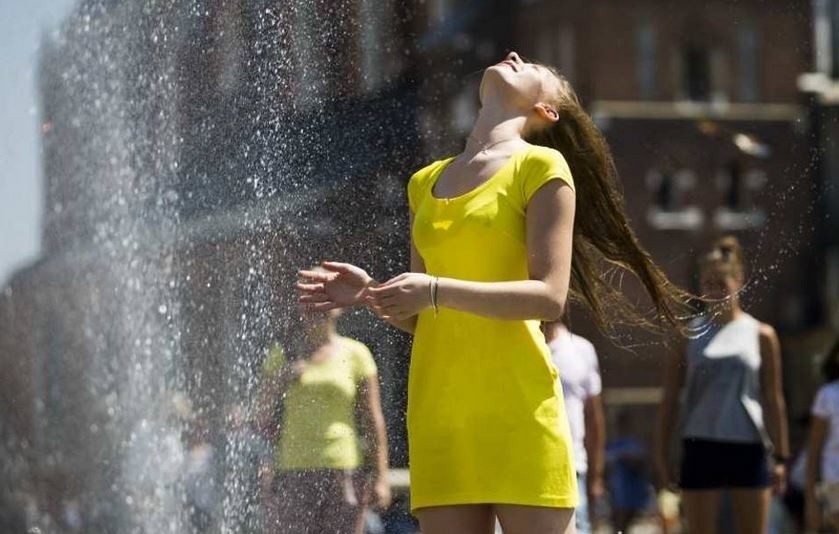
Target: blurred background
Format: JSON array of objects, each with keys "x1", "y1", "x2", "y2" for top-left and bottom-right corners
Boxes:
[{"x1": 0, "y1": 0, "x2": 837, "y2": 532}]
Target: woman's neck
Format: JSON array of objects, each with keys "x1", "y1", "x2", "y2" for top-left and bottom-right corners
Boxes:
[
  {"x1": 302, "y1": 326, "x2": 337, "y2": 353},
  {"x1": 466, "y1": 103, "x2": 528, "y2": 155}
]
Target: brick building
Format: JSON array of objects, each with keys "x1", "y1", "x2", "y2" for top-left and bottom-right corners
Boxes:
[{"x1": 410, "y1": 0, "x2": 823, "y2": 447}]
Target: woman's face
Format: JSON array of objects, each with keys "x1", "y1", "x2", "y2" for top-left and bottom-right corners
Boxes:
[
  {"x1": 699, "y1": 265, "x2": 742, "y2": 300},
  {"x1": 479, "y1": 51, "x2": 561, "y2": 112},
  {"x1": 297, "y1": 303, "x2": 339, "y2": 330}
]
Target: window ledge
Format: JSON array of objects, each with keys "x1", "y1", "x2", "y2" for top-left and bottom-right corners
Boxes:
[
  {"x1": 713, "y1": 207, "x2": 766, "y2": 230},
  {"x1": 647, "y1": 206, "x2": 704, "y2": 230}
]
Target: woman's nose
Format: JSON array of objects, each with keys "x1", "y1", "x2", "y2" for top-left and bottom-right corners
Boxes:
[{"x1": 506, "y1": 51, "x2": 520, "y2": 63}]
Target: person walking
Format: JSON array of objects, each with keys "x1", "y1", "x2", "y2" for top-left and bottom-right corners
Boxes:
[
  {"x1": 257, "y1": 303, "x2": 390, "y2": 534},
  {"x1": 544, "y1": 321, "x2": 605, "y2": 533},
  {"x1": 297, "y1": 51, "x2": 692, "y2": 534},
  {"x1": 806, "y1": 338, "x2": 839, "y2": 532},
  {"x1": 656, "y1": 236, "x2": 790, "y2": 534}
]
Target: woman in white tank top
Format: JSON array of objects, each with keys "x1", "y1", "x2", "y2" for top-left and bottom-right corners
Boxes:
[{"x1": 656, "y1": 236, "x2": 790, "y2": 534}]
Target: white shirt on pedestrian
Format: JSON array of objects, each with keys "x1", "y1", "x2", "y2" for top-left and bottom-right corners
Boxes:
[
  {"x1": 548, "y1": 327, "x2": 602, "y2": 474},
  {"x1": 812, "y1": 381, "x2": 839, "y2": 483}
]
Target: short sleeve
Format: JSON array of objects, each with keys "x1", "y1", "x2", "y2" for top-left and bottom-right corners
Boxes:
[
  {"x1": 262, "y1": 343, "x2": 286, "y2": 377},
  {"x1": 352, "y1": 342, "x2": 378, "y2": 383},
  {"x1": 521, "y1": 146, "x2": 575, "y2": 205},
  {"x1": 813, "y1": 385, "x2": 834, "y2": 418}
]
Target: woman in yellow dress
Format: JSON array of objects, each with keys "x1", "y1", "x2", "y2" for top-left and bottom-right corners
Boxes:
[{"x1": 296, "y1": 51, "x2": 690, "y2": 534}]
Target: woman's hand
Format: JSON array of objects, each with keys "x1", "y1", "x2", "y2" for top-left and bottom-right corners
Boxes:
[
  {"x1": 296, "y1": 262, "x2": 373, "y2": 310},
  {"x1": 366, "y1": 273, "x2": 433, "y2": 320}
]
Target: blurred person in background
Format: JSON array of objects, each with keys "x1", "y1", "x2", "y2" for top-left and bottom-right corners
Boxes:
[
  {"x1": 806, "y1": 338, "x2": 839, "y2": 532},
  {"x1": 183, "y1": 417, "x2": 218, "y2": 531},
  {"x1": 544, "y1": 320, "x2": 605, "y2": 533},
  {"x1": 224, "y1": 403, "x2": 272, "y2": 532},
  {"x1": 657, "y1": 236, "x2": 790, "y2": 534},
  {"x1": 607, "y1": 409, "x2": 654, "y2": 533},
  {"x1": 256, "y1": 296, "x2": 390, "y2": 534}
]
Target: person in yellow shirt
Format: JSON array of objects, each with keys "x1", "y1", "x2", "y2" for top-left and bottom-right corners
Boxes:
[
  {"x1": 256, "y1": 301, "x2": 390, "y2": 534},
  {"x1": 296, "y1": 51, "x2": 691, "y2": 534}
]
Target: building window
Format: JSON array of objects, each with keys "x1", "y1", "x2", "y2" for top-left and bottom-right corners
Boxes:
[
  {"x1": 738, "y1": 21, "x2": 760, "y2": 102},
  {"x1": 645, "y1": 169, "x2": 704, "y2": 230},
  {"x1": 680, "y1": 42, "x2": 729, "y2": 103},
  {"x1": 534, "y1": 24, "x2": 573, "y2": 81},
  {"x1": 217, "y1": 0, "x2": 244, "y2": 97},
  {"x1": 636, "y1": 17, "x2": 657, "y2": 100},
  {"x1": 536, "y1": 27, "x2": 554, "y2": 65},
  {"x1": 293, "y1": 2, "x2": 320, "y2": 108},
  {"x1": 557, "y1": 25, "x2": 575, "y2": 82},
  {"x1": 359, "y1": 0, "x2": 386, "y2": 93},
  {"x1": 655, "y1": 169, "x2": 678, "y2": 211},
  {"x1": 724, "y1": 160, "x2": 744, "y2": 209},
  {"x1": 429, "y1": 0, "x2": 451, "y2": 25},
  {"x1": 713, "y1": 160, "x2": 767, "y2": 229},
  {"x1": 831, "y1": 0, "x2": 839, "y2": 77},
  {"x1": 814, "y1": 0, "x2": 833, "y2": 75},
  {"x1": 683, "y1": 44, "x2": 711, "y2": 101}
]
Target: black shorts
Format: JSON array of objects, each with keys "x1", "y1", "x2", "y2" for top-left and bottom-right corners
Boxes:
[{"x1": 679, "y1": 438, "x2": 771, "y2": 490}]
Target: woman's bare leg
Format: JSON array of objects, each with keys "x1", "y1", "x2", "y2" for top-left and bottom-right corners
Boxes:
[
  {"x1": 682, "y1": 490, "x2": 722, "y2": 533},
  {"x1": 415, "y1": 504, "x2": 495, "y2": 534},
  {"x1": 729, "y1": 488, "x2": 770, "y2": 534},
  {"x1": 494, "y1": 504, "x2": 576, "y2": 534}
]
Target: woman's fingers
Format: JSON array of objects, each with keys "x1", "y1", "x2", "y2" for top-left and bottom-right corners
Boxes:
[
  {"x1": 321, "y1": 261, "x2": 356, "y2": 274},
  {"x1": 295, "y1": 281, "x2": 324, "y2": 293},
  {"x1": 299, "y1": 293, "x2": 329, "y2": 303},
  {"x1": 367, "y1": 284, "x2": 399, "y2": 297},
  {"x1": 377, "y1": 272, "x2": 409, "y2": 287},
  {"x1": 298, "y1": 270, "x2": 332, "y2": 282},
  {"x1": 303, "y1": 301, "x2": 338, "y2": 312},
  {"x1": 368, "y1": 292, "x2": 398, "y2": 304}
]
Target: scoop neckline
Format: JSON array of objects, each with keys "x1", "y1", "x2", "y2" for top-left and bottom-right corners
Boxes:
[{"x1": 429, "y1": 146, "x2": 531, "y2": 202}]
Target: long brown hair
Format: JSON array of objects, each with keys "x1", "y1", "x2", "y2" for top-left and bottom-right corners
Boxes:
[{"x1": 525, "y1": 68, "x2": 695, "y2": 336}]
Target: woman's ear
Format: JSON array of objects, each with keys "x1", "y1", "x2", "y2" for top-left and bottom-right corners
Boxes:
[{"x1": 533, "y1": 103, "x2": 559, "y2": 123}]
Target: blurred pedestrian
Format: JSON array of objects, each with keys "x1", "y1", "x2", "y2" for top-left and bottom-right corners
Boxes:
[
  {"x1": 257, "y1": 299, "x2": 390, "y2": 534},
  {"x1": 607, "y1": 410, "x2": 653, "y2": 533},
  {"x1": 806, "y1": 338, "x2": 839, "y2": 532},
  {"x1": 657, "y1": 236, "x2": 790, "y2": 534},
  {"x1": 183, "y1": 418, "x2": 218, "y2": 531},
  {"x1": 544, "y1": 321, "x2": 605, "y2": 533},
  {"x1": 224, "y1": 403, "x2": 272, "y2": 532},
  {"x1": 297, "y1": 50, "x2": 693, "y2": 534}
]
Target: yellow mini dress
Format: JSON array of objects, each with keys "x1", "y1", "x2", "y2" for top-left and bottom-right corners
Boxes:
[{"x1": 406, "y1": 144, "x2": 578, "y2": 511}]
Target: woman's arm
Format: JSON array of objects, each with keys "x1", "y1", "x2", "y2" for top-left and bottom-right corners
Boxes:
[
  {"x1": 254, "y1": 362, "x2": 304, "y2": 438},
  {"x1": 656, "y1": 340, "x2": 686, "y2": 488},
  {"x1": 368, "y1": 181, "x2": 575, "y2": 321},
  {"x1": 356, "y1": 374, "x2": 391, "y2": 509},
  {"x1": 807, "y1": 416, "x2": 829, "y2": 531},
  {"x1": 759, "y1": 323, "x2": 789, "y2": 494},
  {"x1": 584, "y1": 393, "x2": 606, "y2": 506}
]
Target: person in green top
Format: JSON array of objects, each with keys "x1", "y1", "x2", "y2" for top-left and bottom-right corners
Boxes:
[{"x1": 256, "y1": 301, "x2": 390, "y2": 534}]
